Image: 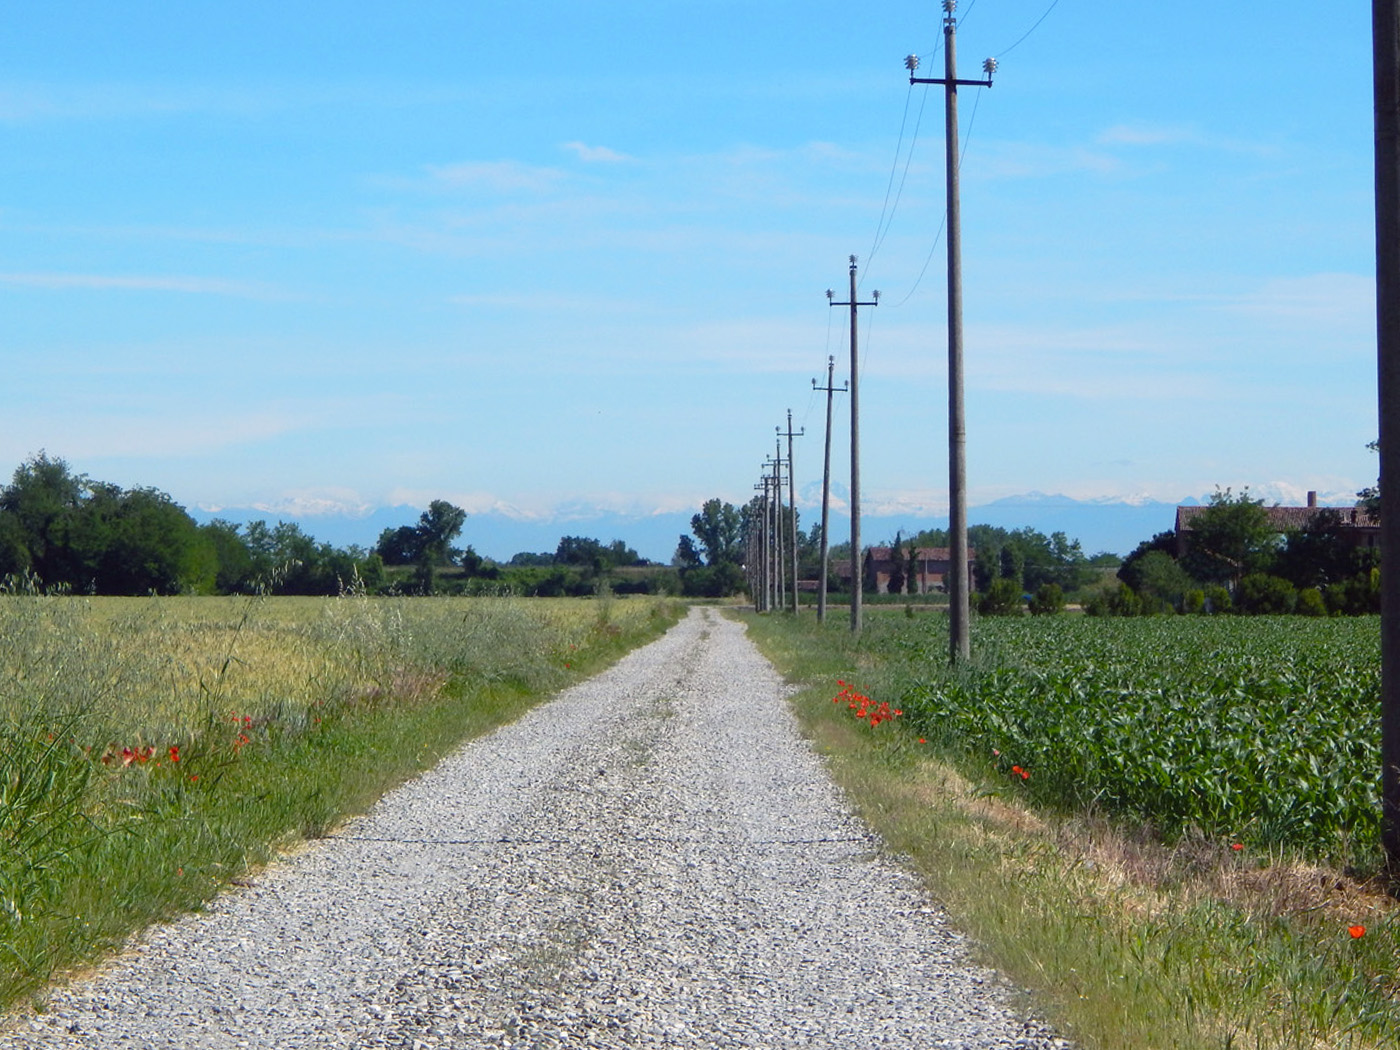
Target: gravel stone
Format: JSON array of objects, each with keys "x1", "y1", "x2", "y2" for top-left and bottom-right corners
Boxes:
[{"x1": 0, "y1": 607, "x2": 1072, "y2": 1049}]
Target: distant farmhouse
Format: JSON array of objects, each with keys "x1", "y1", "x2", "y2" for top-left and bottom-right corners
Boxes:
[
  {"x1": 1173, "y1": 491, "x2": 1379, "y2": 557},
  {"x1": 830, "y1": 546, "x2": 978, "y2": 595}
]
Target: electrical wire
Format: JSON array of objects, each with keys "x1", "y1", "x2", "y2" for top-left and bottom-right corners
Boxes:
[
  {"x1": 888, "y1": 86, "x2": 983, "y2": 308},
  {"x1": 865, "y1": 85, "x2": 918, "y2": 270},
  {"x1": 867, "y1": 86, "x2": 930, "y2": 274},
  {"x1": 865, "y1": 1, "x2": 1059, "y2": 306},
  {"x1": 995, "y1": 0, "x2": 1060, "y2": 57}
]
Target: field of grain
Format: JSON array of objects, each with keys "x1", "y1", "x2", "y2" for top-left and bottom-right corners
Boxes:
[{"x1": 0, "y1": 592, "x2": 682, "y2": 1009}]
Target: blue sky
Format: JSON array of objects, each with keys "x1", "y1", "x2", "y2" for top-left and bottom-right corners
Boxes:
[{"x1": 0, "y1": 1, "x2": 1380, "y2": 533}]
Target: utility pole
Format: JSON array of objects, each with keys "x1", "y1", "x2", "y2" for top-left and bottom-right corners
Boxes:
[
  {"x1": 770, "y1": 442, "x2": 787, "y2": 612},
  {"x1": 813, "y1": 356, "x2": 848, "y2": 623},
  {"x1": 828, "y1": 256, "x2": 879, "y2": 632},
  {"x1": 780, "y1": 411, "x2": 805, "y2": 614},
  {"x1": 1374, "y1": 0, "x2": 1400, "y2": 878},
  {"x1": 751, "y1": 479, "x2": 768, "y2": 611},
  {"x1": 908, "y1": 0, "x2": 995, "y2": 664}
]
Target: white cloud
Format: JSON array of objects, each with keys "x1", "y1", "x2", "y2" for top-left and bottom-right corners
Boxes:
[
  {"x1": 1217, "y1": 272, "x2": 1374, "y2": 326},
  {"x1": 561, "y1": 140, "x2": 631, "y2": 163},
  {"x1": 425, "y1": 160, "x2": 565, "y2": 194},
  {"x1": 1097, "y1": 123, "x2": 1202, "y2": 147},
  {"x1": 1096, "y1": 122, "x2": 1280, "y2": 159},
  {"x1": 0, "y1": 271, "x2": 283, "y2": 297},
  {"x1": 973, "y1": 139, "x2": 1126, "y2": 179}
]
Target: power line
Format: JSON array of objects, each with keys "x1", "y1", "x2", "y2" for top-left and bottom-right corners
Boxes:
[
  {"x1": 996, "y1": 0, "x2": 1060, "y2": 57},
  {"x1": 889, "y1": 86, "x2": 983, "y2": 308}
]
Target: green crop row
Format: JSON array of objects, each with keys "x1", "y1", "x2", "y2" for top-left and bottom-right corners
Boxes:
[{"x1": 891, "y1": 615, "x2": 1382, "y2": 863}]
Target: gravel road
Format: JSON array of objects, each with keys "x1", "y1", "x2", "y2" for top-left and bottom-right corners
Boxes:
[{"x1": 1, "y1": 606, "x2": 1070, "y2": 1049}]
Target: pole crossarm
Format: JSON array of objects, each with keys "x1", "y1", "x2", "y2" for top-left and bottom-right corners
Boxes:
[{"x1": 908, "y1": 76, "x2": 993, "y2": 88}]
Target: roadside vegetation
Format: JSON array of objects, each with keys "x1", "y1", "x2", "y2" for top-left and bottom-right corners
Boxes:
[
  {"x1": 741, "y1": 607, "x2": 1399, "y2": 1050},
  {"x1": 0, "y1": 592, "x2": 682, "y2": 1013}
]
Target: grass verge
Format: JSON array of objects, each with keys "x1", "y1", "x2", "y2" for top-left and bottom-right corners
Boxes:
[
  {"x1": 738, "y1": 609, "x2": 1400, "y2": 1050},
  {"x1": 1, "y1": 593, "x2": 683, "y2": 1013}
]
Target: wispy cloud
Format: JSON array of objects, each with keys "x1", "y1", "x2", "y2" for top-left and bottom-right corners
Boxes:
[
  {"x1": 1097, "y1": 122, "x2": 1280, "y2": 159},
  {"x1": 974, "y1": 140, "x2": 1125, "y2": 179},
  {"x1": 1097, "y1": 123, "x2": 1203, "y2": 147},
  {"x1": 0, "y1": 271, "x2": 285, "y2": 298},
  {"x1": 1217, "y1": 272, "x2": 1374, "y2": 326},
  {"x1": 561, "y1": 140, "x2": 631, "y2": 163},
  {"x1": 425, "y1": 160, "x2": 566, "y2": 194}
]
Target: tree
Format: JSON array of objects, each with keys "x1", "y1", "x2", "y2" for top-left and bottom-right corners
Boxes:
[
  {"x1": 417, "y1": 500, "x2": 467, "y2": 566},
  {"x1": 375, "y1": 525, "x2": 424, "y2": 566},
  {"x1": 1118, "y1": 531, "x2": 1179, "y2": 591},
  {"x1": 63, "y1": 484, "x2": 209, "y2": 595},
  {"x1": 690, "y1": 499, "x2": 742, "y2": 567},
  {"x1": 201, "y1": 519, "x2": 255, "y2": 593},
  {"x1": 1235, "y1": 573, "x2": 1298, "y2": 615},
  {"x1": 0, "y1": 452, "x2": 86, "y2": 586},
  {"x1": 372, "y1": 500, "x2": 467, "y2": 593},
  {"x1": 887, "y1": 531, "x2": 906, "y2": 595},
  {"x1": 1358, "y1": 439, "x2": 1379, "y2": 519},
  {"x1": 1180, "y1": 488, "x2": 1279, "y2": 588},
  {"x1": 673, "y1": 534, "x2": 704, "y2": 570},
  {"x1": 1274, "y1": 509, "x2": 1379, "y2": 590},
  {"x1": 1130, "y1": 550, "x2": 1194, "y2": 612}
]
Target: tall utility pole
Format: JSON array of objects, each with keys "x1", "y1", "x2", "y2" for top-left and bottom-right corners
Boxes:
[
  {"x1": 771, "y1": 440, "x2": 788, "y2": 611},
  {"x1": 828, "y1": 257, "x2": 879, "y2": 632},
  {"x1": 766, "y1": 455, "x2": 784, "y2": 612},
  {"x1": 752, "y1": 479, "x2": 768, "y2": 611},
  {"x1": 813, "y1": 356, "x2": 848, "y2": 623},
  {"x1": 1374, "y1": 0, "x2": 1400, "y2": 878},
  {"x1": 780, "y1": 411, "x2": 805, "y2": 614},
  {"x1": 908, "y1": 0, "x2": 995, "y2": 664}
]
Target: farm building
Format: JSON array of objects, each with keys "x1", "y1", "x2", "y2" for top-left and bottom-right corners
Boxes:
[
  {"x1": 1173, "y1": 491, "x2": 1379, "y2": 557},
  {"x1": 831, "y1": 546, "x2": 978, "y2": 595}
]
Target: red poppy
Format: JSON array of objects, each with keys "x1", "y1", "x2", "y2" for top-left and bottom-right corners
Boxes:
[
  {"x1": 1349, "y1": 925, "x2": 1366, "y2": 939},
  {"x1": 1231, "y1": 843, "x2": 1244, "y2": 852}
]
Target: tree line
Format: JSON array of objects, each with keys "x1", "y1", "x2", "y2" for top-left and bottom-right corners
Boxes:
[
  {"x1": 0, "y1": 453, "x2": 672, "y2": 597},
  {"x1": 0, "y1": 453, "x2": 390, "y2": 595}
]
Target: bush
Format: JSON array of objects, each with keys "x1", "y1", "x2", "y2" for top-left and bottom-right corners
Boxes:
[
  {"x1": 1183, "y1": 589, "x2": 1205, "y2": 614},
  {"x1": 1235, "y1": 573, "x2": 1297, "y2": 615},
  {"x1": 1028, "y1": 582, "x2": 1064, "y2": 616},
  {"x1": 1083, "y1": 581, "x2": 1141, "y2": 617},
  {"x1": 1326, "y1": 568, "x2": 1381, "y2": 616},
  {"x1": 977, "y1": 577, "x2": 1024, "y2": 616},
  {"x1": 1202, "y1": 584, "x2": 1232, "y2": 614},
  {"x1": 1296, "y1": 587, "x2": 1327, "y2": 617}
]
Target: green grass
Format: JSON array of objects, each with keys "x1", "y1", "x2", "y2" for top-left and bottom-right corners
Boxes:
[
  {"x1": 0, "y1": 593, "x2": 683, "y2": 1011},
  {"x1": 739, "y1": 608, "x2": 1400, "y2": 1050}
]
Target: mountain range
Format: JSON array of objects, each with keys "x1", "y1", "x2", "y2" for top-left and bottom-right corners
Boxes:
[{"x1": 186, "y1": 491, "x2": 1331, "y2": 565}]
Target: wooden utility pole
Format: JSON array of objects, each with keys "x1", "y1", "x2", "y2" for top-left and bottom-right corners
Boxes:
[
  {"x1": 751, "y1": 480, "x2": 768, "y2": 611},
  {"x1": 767, "y1": 454, "x2": 785, "y2": 611},
  {"x1": 909, "y1": 0, "x2": 994, "y2": 664},
  {"x1": 780, "y1": 411, "x2": 805, "y2": 614},
  {"x1": 813, "y1": 356, "x2": 848, "y2": 623},
  {"x1": 1374, "y1": 0, "x2": 1400, "y2": 877},
  {"x1": 828, "y1": 257, "x2": 878, "y2": 632}
]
